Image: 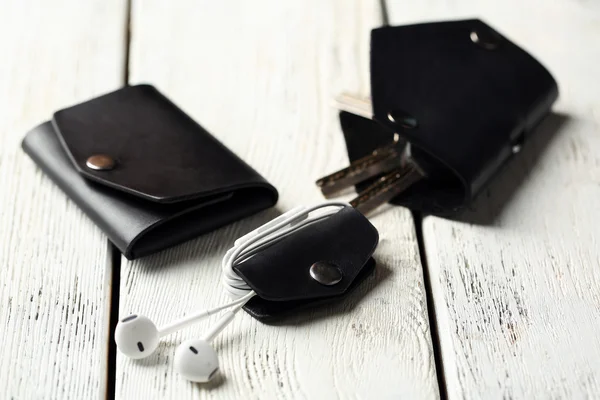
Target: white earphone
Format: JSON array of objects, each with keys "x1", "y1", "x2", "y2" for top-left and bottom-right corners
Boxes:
[{"x1": 115, "y1": 201, "x2": 350, "y2": 382}]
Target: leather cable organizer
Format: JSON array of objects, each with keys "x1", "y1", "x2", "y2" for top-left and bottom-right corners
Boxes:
[
  {"x1": 341, "y1": 19, "x2": 559, "y2": 215},
  {"x1": 22, "y1": 85, "x2": 278, "y2": 259},
  {"x1": 236, "y1": 206, "x2": 379, "y2": 321}
]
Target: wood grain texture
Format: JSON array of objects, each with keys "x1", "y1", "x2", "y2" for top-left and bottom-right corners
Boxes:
[
  {"x1": 0, "y1": 1, "x2": 126, "y2": 398},
  {"x1": 386, "y1": 0, "x2": 600, "y2": 398},
  {"x1": 116, "y1": 1, "x2": 439, "y2": 398}
]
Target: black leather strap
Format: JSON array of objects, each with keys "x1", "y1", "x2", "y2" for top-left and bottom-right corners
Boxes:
[
  {"x1": 234, "y1": 207, "x2": 379, "y2": 321},
  {"x1": 53, "y1": 85, "x2": 274, "y2": 203}
]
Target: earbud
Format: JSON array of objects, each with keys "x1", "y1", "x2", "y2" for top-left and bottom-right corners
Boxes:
[
  {"x1": 174, "y1": 304, "x2": 243, "y2": 382},
  {"x1": 175, "y1": 339, "x2": 219, "y2": 383},
  {"x1": 114, "y1": 315, "x2": 159, "y2": 359},
  {"x1": 114, "y1": 293, "x2": 252, "y2": 359}
]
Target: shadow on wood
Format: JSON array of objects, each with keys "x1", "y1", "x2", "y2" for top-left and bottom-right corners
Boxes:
[
  {"x1": 450, "y1": 112, "x2": 570, "y2": 225},
  {"x1": 193, "y1": 373, "x2": 226, "y2": 390}
]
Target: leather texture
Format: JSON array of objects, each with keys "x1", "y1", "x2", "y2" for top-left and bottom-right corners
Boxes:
[
  {"x1": 343, "y1": 19, "x2": 558, "y2": 215},
  {"x1": 234, "y1": 207, "x2": 379, "y2": 321},
  {"x1": 243, "y1": 258, "x2": 375, "y2": 322},
  {"x1": 22, "y1": 85, "x2": 278, "y2": 259}
]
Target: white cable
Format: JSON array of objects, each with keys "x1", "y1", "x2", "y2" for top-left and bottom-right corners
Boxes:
[{"x1": 157, "y1": 291, "x2": 254, "y2": 336}]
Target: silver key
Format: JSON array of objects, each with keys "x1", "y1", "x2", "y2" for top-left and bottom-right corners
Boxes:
[
  {"x1": 350, "y1": 144, "x2": 427, "y2": 215},
  {"x1": 316, "y1": 133, "x2": 404, "y2": 198},
  {"x1": 317, "y1": 94, "x2": 406, "y2": 197}
]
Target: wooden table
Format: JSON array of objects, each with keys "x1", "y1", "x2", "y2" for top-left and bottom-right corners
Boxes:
[{"x1": 1, "y1": 1, "x2": 599, "y2": 398}]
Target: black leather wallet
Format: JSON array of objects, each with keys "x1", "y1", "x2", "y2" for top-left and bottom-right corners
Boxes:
[
  {"x1": 22, "y1": 85, "x2": 278, "y2": 259},
  {"x1": 341, "y1": 19, "x2": 558, "y2": 215}
]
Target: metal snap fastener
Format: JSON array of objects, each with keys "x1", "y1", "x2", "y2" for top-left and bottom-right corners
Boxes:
[
  {"x1": 387, "y1": 110, "x2": 418, "y2": 129},
  {"x1": 86, "y1": 154, "x2": 116, "y2": 171},
  {"x1": 470, "y1": 29, "x2": 501, "y2": 50},
  {"x1": 309, "y1": 262, "x2": 342, "y2": 286}
]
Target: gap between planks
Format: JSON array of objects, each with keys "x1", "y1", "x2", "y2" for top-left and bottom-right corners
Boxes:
[
  {"x1": 413, "y1": 211, "x2": 449, "y2": 400},
  {"x1": 105, "y1": 244, "x2": 122, "y2": 400},
  {"x1": 105, "y1": 1, "x2": 132, "y2": 399}
]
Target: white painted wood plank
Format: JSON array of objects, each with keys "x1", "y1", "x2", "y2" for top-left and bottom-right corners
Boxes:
[
  {"x1": 117, "y1": 1, "x2": 439, "y2": 398},
  {"x1": 0, "y1": 1, "x2": 126, "y2": 398},
  {"x1": 386, "y1": 0, "x2": 600, "y2": 398}
]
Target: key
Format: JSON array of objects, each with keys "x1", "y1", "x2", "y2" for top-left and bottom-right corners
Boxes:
[
  {"x1": 349, "y1": 143, "x2": 428, "y2": 215},
  {"x1": 316, "y1": 93, "x2": 406, "y2": 198},
  {"x1": 316, "y1": 133, "x2": 405, "y2": 198}
]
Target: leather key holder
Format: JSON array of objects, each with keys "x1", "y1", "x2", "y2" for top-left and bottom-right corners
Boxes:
[
  {"x1": 235, "y1": 206, "x2": 379, "y2": 321},
  {"x1": 341, "y1": 19, "x2": 558, "y2": 215},
  {"x1": 22, "y1": 85, "x2": 278, "y2": 259}
]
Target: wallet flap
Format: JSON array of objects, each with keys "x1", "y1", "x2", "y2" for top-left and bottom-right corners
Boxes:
[
  {"x1": 233, "y1": 207, "x2": 379, "y2": 302},
  {"x1": 52, "y1": 84, "x2": 276, "y2": 204}
]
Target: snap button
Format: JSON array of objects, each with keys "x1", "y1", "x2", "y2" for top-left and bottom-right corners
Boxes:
[
  {"x1": 309, "y1": 262, "x2": 342, "y2": 286},
  {"x1": 470, "y1": 29, "x2": 501, "y2": 50},
  {"x1": 86, "y1": 154, "x2": 116, "y2": 171}
]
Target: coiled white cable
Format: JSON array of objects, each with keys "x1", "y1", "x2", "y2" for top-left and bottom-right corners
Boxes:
[
  {"x1": 221, "y1": 201, "x2": 351, "y2": 301},
  {"x1": 114, "y1": 201, "x2": 351, "y2": 364}
]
